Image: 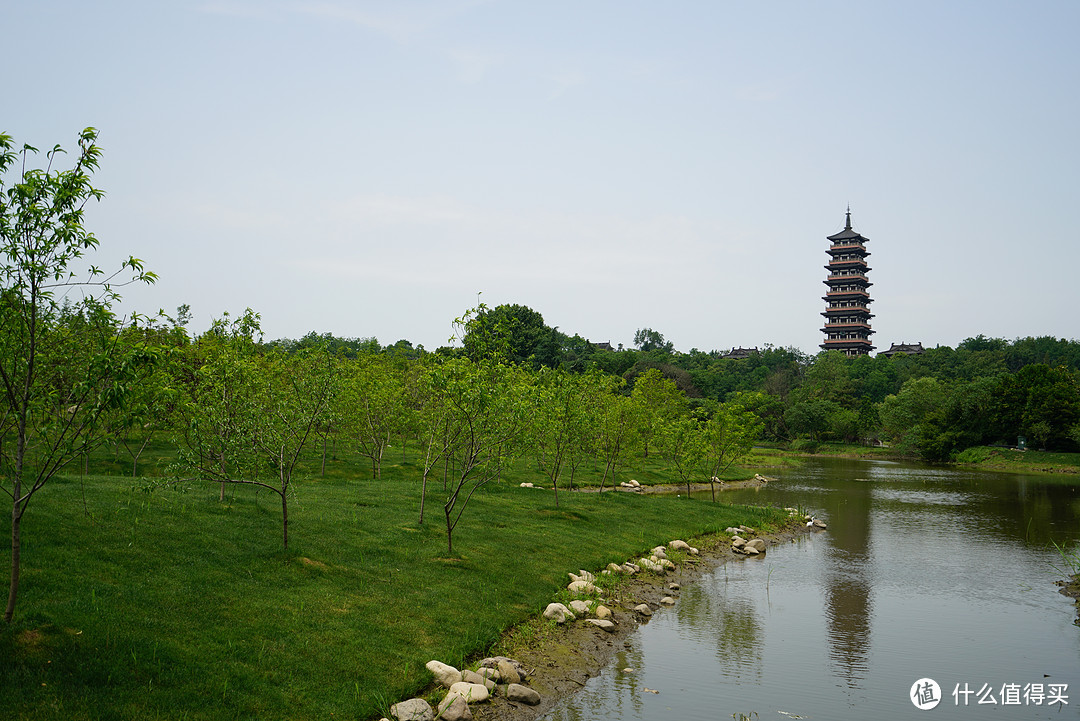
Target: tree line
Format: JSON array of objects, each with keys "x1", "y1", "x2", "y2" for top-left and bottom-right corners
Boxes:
[
  {"x1": 4, "y1": 128, "x2": 1078, "y2": 625},
  {"x1": 326, "y1": 303, "x2": 1080, "y2": 461}
]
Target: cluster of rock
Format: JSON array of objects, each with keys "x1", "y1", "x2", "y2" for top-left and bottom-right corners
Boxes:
[
  {"x1": 386, "y1": 657, "x2": 538, "y2": 721},
  {"x1": 542, "y1": 539, "x2": 699, "y2": 632},
  {"x1": 618, "y1": 479, "x2": 643, "y2": 491},
  {"x1": 383, "y1": 536, "x2": 740, "y2": 720},
  {"x1": 726, "y1": 524, "x2": 773, "y2": 556}
]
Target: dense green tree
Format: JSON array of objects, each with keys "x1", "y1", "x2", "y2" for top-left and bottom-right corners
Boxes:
[
  {"x1": 660, "y1": 413, "x2": 705, "y2": 496},
  {"x1": 784, "y1": 399, "x2": 840, "y2": 442},
  {"x1": 0, "y1": 129, "x2": 157, "y2": 622},
  {"x1": 531, "y1": 369, "x2": 593, "y2": 505},
  {"x1": 878, "y1": 377, "x2": 949, "y2": 450},
  {"x1": 593, "y1": 380, "x2": 639, "y2": 491},
  {"x1": 336, "y1": 352, "x2": 408, "y2": 479},
  {"x1": 997, "y1": 364, "x2": 1079, "y2": 449},
  {"x1": 174, "y1": 310, "x2": 264, "y2": 501},
  {"x1": 462, "y1": 303, "x2": 559, "y2": 368},
  {"x1": 174, "y1": 311, "x2": 332, "y2": 548},
  {"x1": 633, "y1": 328, "x2": 674, "y2": 354},
  {"x1": 630, "y1": 368, "x2": 687, "y2": 459},
  {"x1": 698, "y1": 399, "x2": 763, "y2": 501}
]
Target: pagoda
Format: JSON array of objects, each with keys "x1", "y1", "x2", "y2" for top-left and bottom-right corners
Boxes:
[{"x1": 820, "y1": 209, "x2": 875, "y2": 356}]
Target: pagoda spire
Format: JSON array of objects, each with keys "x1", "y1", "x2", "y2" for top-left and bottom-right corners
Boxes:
[{"x1": 845, "y1": 205, "x2": 852, "y2": 230}]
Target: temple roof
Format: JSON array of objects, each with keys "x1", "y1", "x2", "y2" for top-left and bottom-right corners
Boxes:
[{"x1": 826, "y1": 208, "x2": 870, "y2": 242}]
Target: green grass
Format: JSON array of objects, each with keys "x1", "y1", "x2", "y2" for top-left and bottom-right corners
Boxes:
[
  {"x1": 1, "y1": 445, "x2": 789, "y2": 720},
  {"x1": 955, "y1": 446, "x2": 1080, "y2": 474},
  {"x1": 751, "y1": 442, "x2": 899, "y2": 462}
]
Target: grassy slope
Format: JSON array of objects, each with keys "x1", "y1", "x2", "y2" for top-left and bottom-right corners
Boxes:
[
  {"x1": 1, "y1": 447, "x2": 788, "y2": 721},
  {"x1": 955, "y1": 446, "x2": 1080, "y2": 474}
]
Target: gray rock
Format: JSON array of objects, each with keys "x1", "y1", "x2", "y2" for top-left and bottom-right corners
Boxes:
[
  {"x1": 668, "y1": 582, "x2": 681, "y2": 591},
  {"x1": 606, "y1": 562, "x2": 624, "y2": 573},
  {"x1": 472, "y1": 666, "x2": 499, "y2": 682},
  {"x1": 567, "y1": 580, "x2": 597, "y2": 595},
  {"x1": 813, "y1": 518, "x2": 828, "y2": 529},
  {"x1": 391, "y1": 698, "x2": 434, "y2": 721},
  {"x1": 437, "y1": 693, "x2": 472, "y2": 721},
  {"x1": 638, "y1": 557, "x2": 664, "y2": 572},
  {"x1": 660, "y1": 596, "x2": 676, "y2": 606},
  {"x1": 746, "y1": 538, "x2": 766, "y2": 552},
  {"x1": 448, "y1": 681, "x2": 489, "y2": 703},
  {"x1": 731, "y1": 536, "x2": 747, "y2": 548},
  {"x1": 669, "y1": 539, "x2": 691, "y2": 551},
  {"x1": 479, "y1": 657, "x2": 527, "y2": 681},
  {"x1": 505, "y1": 683, "x2": 541, "y2": 705},
  {"x1": 742, "y1": 545, "x2": 760, "y2": 556},
  {"x1": 543, "y1": 602, "x2": 575, "y2": 623},
  {"x1": 650, "y1": 546, "x2": 668, "y2": 560},
  {"x1": 633, "y1": 603, "x2": 653, "y2": 616},
  {"x1": 496, "y1": 659, "x2": 520, "y2": 686},
  {"x1": 587, "y1": 618, "x2": 616, "y2": 633},
  {"x1": 461, "y1": 669, "x2": 495, "y2": 690},
  {"x1": 724, "y1": 527, "x2": 741, "y2": 535},
  {"x1": 569, "y1": 599, "x2": 591, "y2": 615},
  {"x1": 595, "y1": 604, "x2": 613, "y2": 620},
  {"x1": 426, "y1": 660, "x2": 463, "y2": 688}
]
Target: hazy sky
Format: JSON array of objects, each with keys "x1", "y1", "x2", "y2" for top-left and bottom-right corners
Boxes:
[{"x1": 5, "y1": 1, "x2": 1078, "y2": 354}]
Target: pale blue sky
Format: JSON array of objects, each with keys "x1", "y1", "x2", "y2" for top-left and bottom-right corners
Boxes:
[{"x1": 5, "y1": 1, "x2": 1078, "y2": 354}]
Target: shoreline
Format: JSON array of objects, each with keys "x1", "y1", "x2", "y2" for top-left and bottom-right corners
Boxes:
[{"x1": 464, "y1": 513, "x2": 813, "y2": 721}]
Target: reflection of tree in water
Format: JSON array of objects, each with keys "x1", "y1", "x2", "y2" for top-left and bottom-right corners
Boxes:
[
  {"x1": 544, "y1": 644, "x2": 646, "y2": 721},
  {"x1": 675, "y1": 581, "x2": 764, "y2": 683}
]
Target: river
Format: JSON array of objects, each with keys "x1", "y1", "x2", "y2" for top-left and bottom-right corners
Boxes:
[{"x1": 542, "y1": 457, "x2": 1080, "y2": 720}]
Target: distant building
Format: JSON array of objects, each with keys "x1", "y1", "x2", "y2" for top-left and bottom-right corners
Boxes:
[
  {"x1": 720, "y1": 347, "x2": 759, "y2": 360},
  {"x1": 879, "y1": 342, "x2": 925, "y2": 358},
  {"x1": 591, "y1": 340, "x2": 614, "y2": 351},
  {"x1": 821, "y1": 209, "x2": 875, "y2": 356}
]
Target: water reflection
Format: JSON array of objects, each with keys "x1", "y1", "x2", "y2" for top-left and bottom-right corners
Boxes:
[
  {"x1": 542, "y1": 458, "x2": 1080, "y2": 721},
  {"x1": 675, "y1": 580, "x2": 763, "y2": 683},
  {"x1": 821, "y1": 473, "x2": 873, "y2": 688}
]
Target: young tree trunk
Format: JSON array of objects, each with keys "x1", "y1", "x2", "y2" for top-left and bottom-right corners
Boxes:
[
  {"x1": 419, "y1": 469, "x2": 428, "y2": 525},
  {"x1": 281, "y1": 492, "x2": 289, "y2": 550},
  {"x1": 444, "y1": 503, "x2": 454, "y2": 555},
  {"x1": 5, "y1": 503, "x2": 22, "y2": 623},
  {"x1": 6, "y1": 415, "x2": 28, "y2": 623}
]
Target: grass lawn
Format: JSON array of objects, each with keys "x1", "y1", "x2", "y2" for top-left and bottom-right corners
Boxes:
[
  {"x1": 1, "y1": 444, "x2": 790, "y2": 720},
  {"x1": 955, "y1": 446, "x2": 1080, "y2": 474}
]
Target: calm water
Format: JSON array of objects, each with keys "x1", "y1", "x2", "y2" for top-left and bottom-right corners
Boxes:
[{"x1": 543, "y1": 458, "x2": 1080, "y2": 720}]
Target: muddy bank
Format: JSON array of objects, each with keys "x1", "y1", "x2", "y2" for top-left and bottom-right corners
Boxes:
[
  {"x1": 1058, "y1": 574, "x2": 1080, "y2": 625},
  {"x1": 469, "y1": 518, "x2": 812, "y2": 721}
]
